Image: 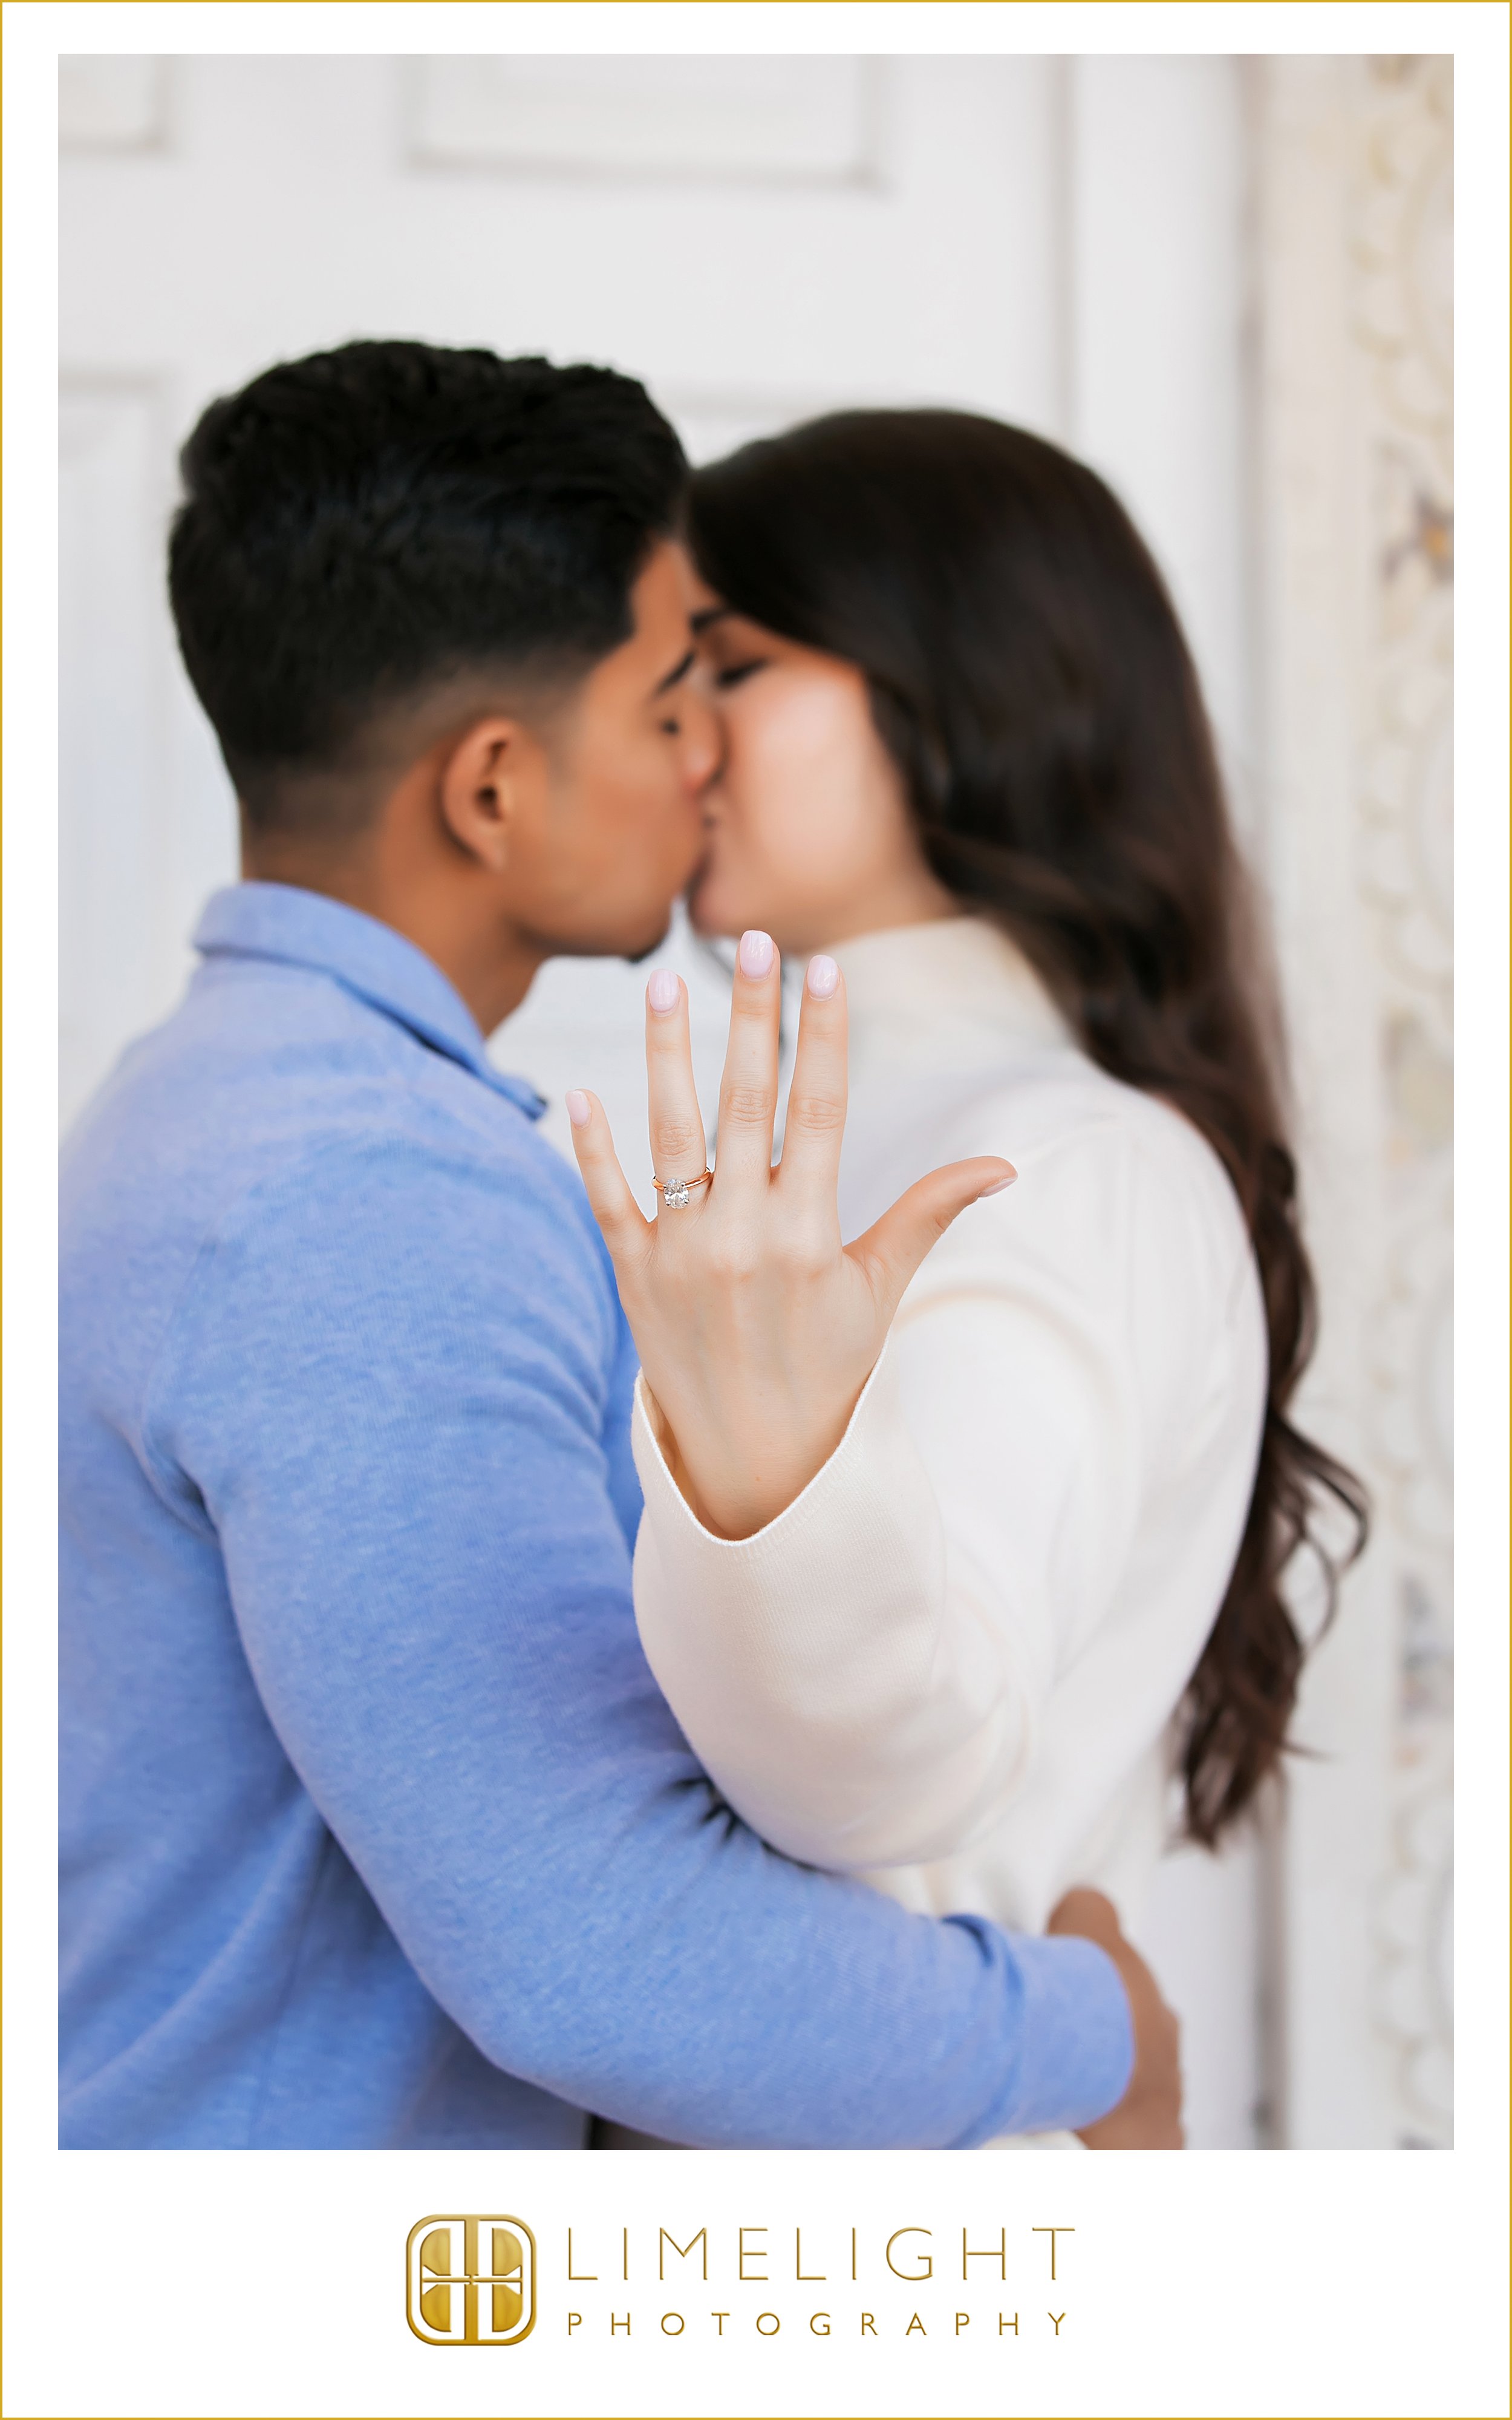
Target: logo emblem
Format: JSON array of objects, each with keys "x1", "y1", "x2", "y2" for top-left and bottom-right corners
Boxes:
[{"x1": 406, "y1": 2215, "x2": 536, "y2": 2347}]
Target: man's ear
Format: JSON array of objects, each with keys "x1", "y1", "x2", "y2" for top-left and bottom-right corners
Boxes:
[{"x1": 436, "y1": 715, "x2": 544, "y2": 873}]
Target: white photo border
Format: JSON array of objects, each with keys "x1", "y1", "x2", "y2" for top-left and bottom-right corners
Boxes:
[{"x1": 9, "y1": 7, "x2": 1507, "y2": 2416}]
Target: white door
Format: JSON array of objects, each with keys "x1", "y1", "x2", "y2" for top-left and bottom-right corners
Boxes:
[{"x1": 60, "y1": 48, "x2": 1275, "y2": 2143}]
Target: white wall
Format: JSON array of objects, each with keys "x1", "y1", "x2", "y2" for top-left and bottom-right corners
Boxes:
[{"x1": 60, "y1": 49, "x2": 1448, "y2": 2147}]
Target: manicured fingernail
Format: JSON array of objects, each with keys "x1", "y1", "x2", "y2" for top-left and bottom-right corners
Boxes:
[
  {"x1": 806, "y1": 953, "x2": 839, "y2": 1000},
  {"x1": 977, "y1": 1168, "x2": 1017, "y2": 1196},
  {"x1": 565, "y1": 1089, "x2": 591, "y2": 1128},
  {"x1": 647, "y1": 969, "x2": 680, "y2": 1016},
  {"x1": 738, "y1": 929, "x2": 774, "y2": 980}
]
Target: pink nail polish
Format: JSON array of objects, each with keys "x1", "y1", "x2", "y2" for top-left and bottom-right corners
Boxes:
[
  {"x1": 977, "y1": 1171, "x2": 1017, "y2": 1196},
  {"x1": 738, "y1": 929, "x2": 775, "y2": 980},
  {"x1": 806, "y1": 953, "x2": 839, "y2": 1000},
  {"x1": 565, "y1": 1089, "x2": 591, "y2": 1128},
  {"x1": 647, "y1": 969, "x2": 680, "y2": 1016}
]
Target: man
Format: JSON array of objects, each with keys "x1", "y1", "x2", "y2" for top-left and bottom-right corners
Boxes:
[{"x1": 60, "y1": 341, "x2": 1174, "y2": 2148}]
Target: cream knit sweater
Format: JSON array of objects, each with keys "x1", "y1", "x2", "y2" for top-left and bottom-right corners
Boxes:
[{"x1": 632, "y1": 916, "x2": 1267, "y2": 1993}]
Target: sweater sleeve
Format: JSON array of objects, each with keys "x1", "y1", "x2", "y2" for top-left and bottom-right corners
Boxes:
[
  {"x1": 631, "y1": 1107, "x2": 1255, "y2": 1875},
  {"x1": 151, "y1": 1127, "x2": 1133, "y2": 2147}
]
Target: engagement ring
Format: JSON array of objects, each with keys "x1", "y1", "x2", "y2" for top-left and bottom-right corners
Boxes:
[{"x1": 652, "y1": 1167, "x2": 713, "y2": 1209}]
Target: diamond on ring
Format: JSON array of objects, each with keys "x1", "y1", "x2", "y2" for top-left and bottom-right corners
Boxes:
[{"x1": 653, "y1": 1166, "x2": 713, "y2": 1209}]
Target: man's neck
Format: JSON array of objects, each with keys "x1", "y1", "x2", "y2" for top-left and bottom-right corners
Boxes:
[{"x1": 240, "y1": 838, "x2": 543, "y2": 1035}]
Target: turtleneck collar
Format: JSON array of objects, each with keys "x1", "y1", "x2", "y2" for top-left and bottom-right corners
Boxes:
[{"x1": 820, "y1": 915, "x2": 1074, "y2": 1088}]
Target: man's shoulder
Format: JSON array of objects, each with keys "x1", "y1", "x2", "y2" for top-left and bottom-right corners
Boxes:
[
  {"x1": 63, "y1": 961, "x2": 612, "y2": 1363},
  {"x1": 193, "y1": 1086, "x2": 605, "y2": 1333},
  {"x1": 73, "y1": 958, "x2": 562, "y2": 1195},
  {"x1": 213, "y1": 1110, "x2": 595, "y2": 1281}
]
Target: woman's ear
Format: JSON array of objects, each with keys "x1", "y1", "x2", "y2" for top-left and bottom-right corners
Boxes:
[{"x1": 437, "y1": 714, "x2": 545, "y2": 873}]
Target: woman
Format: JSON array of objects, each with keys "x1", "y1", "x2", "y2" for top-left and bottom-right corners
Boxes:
[{"x1": 572, "y1": 410, "x2": 1365, "y2": 2135}]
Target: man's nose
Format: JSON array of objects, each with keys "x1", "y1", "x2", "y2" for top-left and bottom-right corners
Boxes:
[{"x1": 679, "y1": 688, "x2": 723, "y2": 796}]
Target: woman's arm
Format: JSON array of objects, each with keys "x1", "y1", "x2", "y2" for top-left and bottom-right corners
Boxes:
[
  {"x1": 568, "y1": 943, "x2": 1260, "y2": 1879},
  {"x1": 628, "y1": 1140, "x2": 1144, "y2": 1871}
]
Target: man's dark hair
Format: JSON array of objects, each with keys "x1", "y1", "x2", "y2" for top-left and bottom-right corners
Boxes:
[{"x1": 168, "y1": 340, "x2": 687, "y2": 828}]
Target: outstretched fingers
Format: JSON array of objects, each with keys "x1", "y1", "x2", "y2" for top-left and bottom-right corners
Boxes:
[
  {"x1": 565, "y1": 1090, "x2": 654, "y2": 1278},
  {"x1": 644, "y1": 969, "x2": 712, "y2": 1208},
  {"x1": 775, "y1": 954, "x2": 848, "y2": 1210},
  {"x1": 712, "y1": 929, "x2": 783, "y2": 1192}
]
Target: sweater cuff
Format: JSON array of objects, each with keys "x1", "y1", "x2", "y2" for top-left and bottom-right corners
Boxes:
[
  {"x1": 630, "y1": 1340, "x2": 905, "y2": 1557},
  {"x1": 991, "y1": 1929, "x2": 1133, "y2": 2137}
]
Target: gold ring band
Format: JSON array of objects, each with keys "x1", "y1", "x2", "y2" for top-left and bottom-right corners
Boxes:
[{"x1": 652, "y1": 1167, "x2": 713, "y2": 1209}]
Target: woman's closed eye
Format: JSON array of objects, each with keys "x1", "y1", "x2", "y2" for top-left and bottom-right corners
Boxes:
[{"x1": 713, "y1": 658, "x2": 769, "y2": 691}]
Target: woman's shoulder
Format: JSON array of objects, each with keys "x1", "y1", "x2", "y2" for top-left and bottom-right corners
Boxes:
[
  {"x1": 926, "y1": 1045, "x2": 1257, "y2": 1307},
  {"x1": 908, "y1": 1051, "x2": 1268, "y2": 1456},
  {"x1": 936, "y1": 1042, "x2": 1221, "y2": 1172}
]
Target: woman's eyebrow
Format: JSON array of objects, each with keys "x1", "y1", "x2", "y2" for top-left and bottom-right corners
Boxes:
[{"x1": 690, "y1": 605, "x2": 732, "y2": 633}]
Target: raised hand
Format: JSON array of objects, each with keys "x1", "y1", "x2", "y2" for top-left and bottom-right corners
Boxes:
[
  {"x1": 565, "y1": 930, "x2": 1014, "y2": 1541},
  {"x1": 1047, "y1": 1889, "x2": 1185, "y2": 2148}
]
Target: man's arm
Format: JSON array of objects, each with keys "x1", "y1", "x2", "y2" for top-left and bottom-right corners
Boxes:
[
  {"x1": 1049, "y1": 1891, "x2": 1184, "y2": 2148},
  {"x1": 151, "y1": 1130, "x2": 1132, "y2": 2148}
]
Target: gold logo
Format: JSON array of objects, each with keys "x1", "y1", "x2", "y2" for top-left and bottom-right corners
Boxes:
[{"x1": 406, "y1": 2214, "x2": 536, "y2": 2347}]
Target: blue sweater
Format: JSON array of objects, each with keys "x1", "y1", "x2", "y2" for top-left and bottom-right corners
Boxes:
[{"x1": 59, "y1": 882, "x2": 1130, "y2": 2149}]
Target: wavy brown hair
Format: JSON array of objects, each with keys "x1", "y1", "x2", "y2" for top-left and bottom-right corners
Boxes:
[{"x1": 686, "y1": 408, "x2": 1368, "y2": 1845}]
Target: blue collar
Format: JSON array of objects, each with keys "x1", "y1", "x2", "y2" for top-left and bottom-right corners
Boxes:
[{"x1": 192, "y1": 883, "x2": 546, "y2": 1120}]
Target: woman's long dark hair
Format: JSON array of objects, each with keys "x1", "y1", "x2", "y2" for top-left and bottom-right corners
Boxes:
[{"x1": 686, "y1": 408, "x2": 1368, "y2": 1846}]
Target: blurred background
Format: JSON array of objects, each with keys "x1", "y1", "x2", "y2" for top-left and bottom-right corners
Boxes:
[{"x1": 59, "y1": 49, "x2": 1452, "y2": 2147}]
